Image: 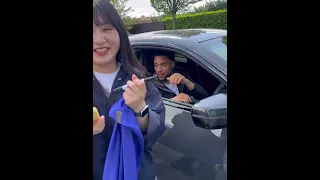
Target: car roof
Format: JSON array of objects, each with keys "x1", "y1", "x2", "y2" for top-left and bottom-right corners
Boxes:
[
  {"x1": 129, "y1": 29, "x2": 227, "y2": 43},
  {"x1": 129, "y1": 29, "x2": 227, "y2": 76}
]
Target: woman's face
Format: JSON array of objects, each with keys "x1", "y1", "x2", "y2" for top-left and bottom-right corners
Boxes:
[{"x1": 93, "y1": 21, "x2": 120, "y2": 66}]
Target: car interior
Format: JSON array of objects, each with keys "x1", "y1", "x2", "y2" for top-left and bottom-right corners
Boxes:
[{"x1": 134, "y1": 49, "x2": 227, "y2": 102}]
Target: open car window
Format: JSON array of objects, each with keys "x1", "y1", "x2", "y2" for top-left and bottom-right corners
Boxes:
[{"x1": 135, "y1": 48, "x2": 224, "y2": 106}]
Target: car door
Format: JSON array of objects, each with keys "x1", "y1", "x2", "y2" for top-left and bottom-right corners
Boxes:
[{"x1": 132, "y1": 44, "x2": 227, "y2": 180}]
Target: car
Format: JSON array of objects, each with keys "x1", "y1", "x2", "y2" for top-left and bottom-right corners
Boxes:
[
  {"x1": 129, "y1": 29, "x2": 227, "y2": 180},
  {"x1": 127, "y1": 31, "x2": 133, "y2": 36}
]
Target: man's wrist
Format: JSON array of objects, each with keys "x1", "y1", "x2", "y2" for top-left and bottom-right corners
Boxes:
[
  {"x1": 183, "y1": 78, "x2": 192, "y2": 85},
  {"x1": 182, "y1": 78, "x2": 189, "y2": 85},
  {"x1": 184, "y1": 79, "x2": 195, "y2": 91}
]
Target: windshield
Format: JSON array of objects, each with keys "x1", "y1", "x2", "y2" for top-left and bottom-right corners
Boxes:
[{"x1": 201, "y1": 36, "x2": 227, "y2": 62}]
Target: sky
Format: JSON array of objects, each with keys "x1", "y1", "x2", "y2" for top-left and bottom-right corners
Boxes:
[{"x1": 127, "y1": 0, "x2": 207, "y2": 17}]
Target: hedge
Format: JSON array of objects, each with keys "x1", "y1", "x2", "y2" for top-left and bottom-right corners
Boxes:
[{"x1": 162, "y1": 10, "x2": 227, "y2": 30}]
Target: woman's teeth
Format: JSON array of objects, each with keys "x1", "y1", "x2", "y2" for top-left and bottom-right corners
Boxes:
[{"x1": 95, "y1": 48, "x2": 109, "y2": 52}]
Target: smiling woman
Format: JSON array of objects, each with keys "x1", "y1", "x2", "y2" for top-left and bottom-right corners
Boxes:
[
  {"x1": 93, "y1": 0, "x2": 166, "y2": 180},
  {"x1": 93, "y1": 0, "x2": 147, "y2": 77}
]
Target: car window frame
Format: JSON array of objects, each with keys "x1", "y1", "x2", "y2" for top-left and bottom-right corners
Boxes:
[
  {"x1": 131, "y1": 42, "x2": 226, "y2": 84},
  {"x1": 132, "y1": 42, "x2": 226, "y2": 109}
]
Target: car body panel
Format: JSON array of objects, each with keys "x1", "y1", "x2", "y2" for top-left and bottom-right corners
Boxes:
[{"x1": 129, "y1": 29, "x2": 227, "y2": 180}]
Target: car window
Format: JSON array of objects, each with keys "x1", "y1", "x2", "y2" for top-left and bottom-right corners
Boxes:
[
  {"x1": 133, "y1": 50, "x2": 140, "y2": 62},
  {"x1": 201, "y1": 36, "x2": 227, "y2": 62},
  {"x1": 174, "y1": 53, "x2": 187, "y2": 63},
  {"x1": 145, "y1": 50, "x2": 222, "y2": 105}
]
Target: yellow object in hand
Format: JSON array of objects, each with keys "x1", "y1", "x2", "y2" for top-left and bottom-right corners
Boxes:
[{"x1": 93, "y1": 107, "x2": 100, "y2": 122}]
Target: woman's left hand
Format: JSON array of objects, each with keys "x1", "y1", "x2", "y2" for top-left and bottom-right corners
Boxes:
[
  {"x1": 123, "y1": 74, "x2": 147, "y2": 113},
  {"x1": 93, "y1": 115, "x2": 105, "y2": 135}
]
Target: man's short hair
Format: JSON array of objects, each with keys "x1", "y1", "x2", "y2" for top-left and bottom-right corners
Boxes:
[{"x1": 153, "y1": 50, "x2": 175, "y2": 62}]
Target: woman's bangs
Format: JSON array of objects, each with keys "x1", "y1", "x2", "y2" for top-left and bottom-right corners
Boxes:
[{"x1": 93, "y1": 5, "x2": 112, "y2": 26}]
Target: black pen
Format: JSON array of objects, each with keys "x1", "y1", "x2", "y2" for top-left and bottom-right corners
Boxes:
[{"x1": 112, "y1": 75, "x2": 156, "y2": 93}]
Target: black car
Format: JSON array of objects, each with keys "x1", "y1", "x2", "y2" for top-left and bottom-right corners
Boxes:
[{"x1": 129, "y1": 29, "x2": 227, "y2": 180}]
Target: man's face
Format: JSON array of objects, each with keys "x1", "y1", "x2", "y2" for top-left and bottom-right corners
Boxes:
[{"x1": 154, "y1": 55, "x2": 175, "y2": 80}]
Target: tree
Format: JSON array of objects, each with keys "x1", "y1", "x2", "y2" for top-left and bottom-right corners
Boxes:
[
  {"x1": 193, "y1": 0, "x2": 227, "y2": 13},
  {"x1": 109, "y1": 0, "x2": 133, "y2": 18},
  {"x1": 122, "y1": 17, "x2": 140, "y2": 30},
  {"x1": 150, "y1": 0, "x2": 203, "y2": 29},
  {"x1": 150, "y1": 12, "x2": 166, "y2": 23}
]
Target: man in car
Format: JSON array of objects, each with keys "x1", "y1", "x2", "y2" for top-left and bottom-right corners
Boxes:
[{"x1": 152, "y1": 50, "x2": 208, "y2": 104}]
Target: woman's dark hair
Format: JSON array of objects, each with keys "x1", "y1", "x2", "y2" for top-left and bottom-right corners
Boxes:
[{"x1": 93, "y1": 0, "x2": 148, "y2": 78}]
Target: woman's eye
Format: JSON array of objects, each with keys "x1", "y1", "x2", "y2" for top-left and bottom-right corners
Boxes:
[{"x1": 103, "y1": 28, "x2": 112, "y2": 32}]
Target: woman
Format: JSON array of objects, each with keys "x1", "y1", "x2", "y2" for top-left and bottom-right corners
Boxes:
[{"x1": 93, "y1": 0, "x2": 166, "y2": 180}]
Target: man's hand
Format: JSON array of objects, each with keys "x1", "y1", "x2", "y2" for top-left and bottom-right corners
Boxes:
[
  {"x1": 171, "y1": 93, "x2": 191, "y2": 103},
  {"x1": 93, "y1": 116, "x2": 105, "y2": 135},
  {"x1": 167, "y1": 73, "x2": 186, "y2": 85},
  {"x1": 167, "y1": 73, "x2": 195, "y2": 91}
]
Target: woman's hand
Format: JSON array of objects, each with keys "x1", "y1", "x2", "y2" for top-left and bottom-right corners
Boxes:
[
  {"x1": 93, "y1": 116, "x2": 105, "y2": 135},
  {"x1": 124, "y1": 74, "x2": 149, "y2": 132},
  {"x1": 123, "y1": 74, "x2": 147, "y2": 113}
]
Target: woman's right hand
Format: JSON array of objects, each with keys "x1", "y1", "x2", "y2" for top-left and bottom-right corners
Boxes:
[{"x1": 93, "y1": 116, "x2": 105, "y2": 135}]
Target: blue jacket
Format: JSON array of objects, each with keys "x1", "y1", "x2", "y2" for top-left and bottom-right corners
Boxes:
[
  {"x1": 103, "y1": 96, "x2": 144, "y2": 180},
  {"x1": 93, "y1": 66, "x2": 166, "y2": 180}
]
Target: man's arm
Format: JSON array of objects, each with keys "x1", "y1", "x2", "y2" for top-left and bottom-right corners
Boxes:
[
  {"x1": 166, "y1": 72, "x2": 208, "y2": 101},
  {"x1": 182, "y1": 73, "x2": 208, "y2": 100}
]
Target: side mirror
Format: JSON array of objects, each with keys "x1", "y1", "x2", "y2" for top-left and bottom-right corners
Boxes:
[{"x1": 191, "y1": 93, "x2": 227, "y2": 129}]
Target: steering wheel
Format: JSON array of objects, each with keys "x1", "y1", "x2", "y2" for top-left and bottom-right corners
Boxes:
[{"x1": 213, "y1": 83, "x2": 225, "y2": 95}]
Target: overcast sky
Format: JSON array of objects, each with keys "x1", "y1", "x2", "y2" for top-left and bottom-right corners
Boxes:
[{"x1": 127, "y1": 0, "x2": 207, "y2": 17}]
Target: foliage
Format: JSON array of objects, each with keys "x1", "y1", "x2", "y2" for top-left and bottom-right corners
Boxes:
[
  {"x1": 150, "y1": 0, "x2": 203, "y2": 29},
  {"x1": 193, "y1": 0, "x2": 227, "y2": 13},
  {"x1": 109, "y1": 0, "x2": 133, "y2": 18},
  {"x1": 162, "y1": 10, "x2": 227, "y2": 30}
]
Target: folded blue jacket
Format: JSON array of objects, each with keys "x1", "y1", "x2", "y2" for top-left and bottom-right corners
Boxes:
[{"x1": 103, "y1": 96, "x2": 144, "y2": 180}]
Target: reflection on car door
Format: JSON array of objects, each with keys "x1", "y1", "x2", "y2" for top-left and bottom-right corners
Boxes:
[{"x1": 154, "y1": 99, "x2": 227, "y2": 180}]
